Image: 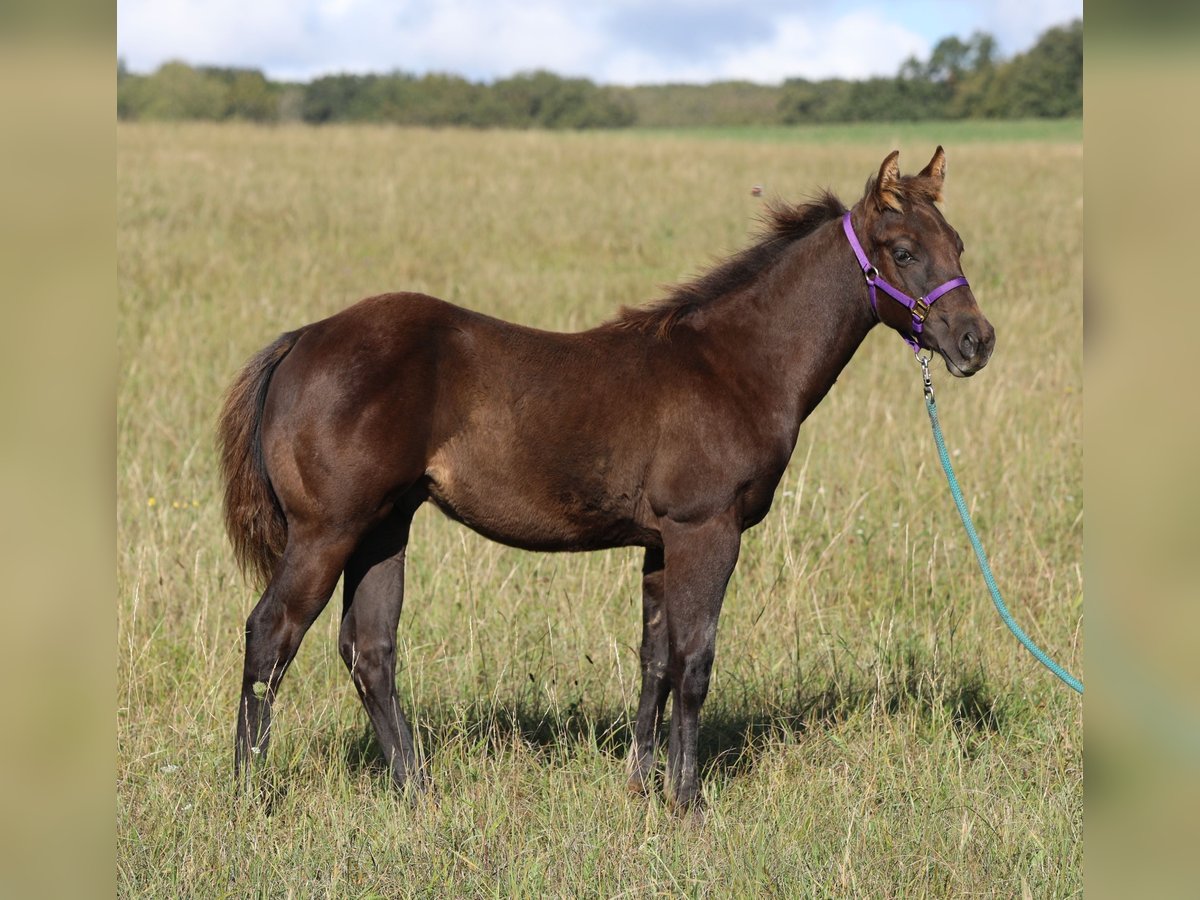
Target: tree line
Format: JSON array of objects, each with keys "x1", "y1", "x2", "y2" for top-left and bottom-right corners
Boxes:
[{"x1": 118, "y1": 19, "x2": 1080, "y2": 127}]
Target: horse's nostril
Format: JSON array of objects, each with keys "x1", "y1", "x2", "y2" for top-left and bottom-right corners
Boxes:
[{"x1": 959, "y1": 331, "x2": 978, "y2": 358}]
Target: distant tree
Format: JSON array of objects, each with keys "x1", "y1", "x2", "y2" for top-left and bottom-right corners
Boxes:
[
  {"x1": 778, "y1": 78, "x2": 852, "y2": 124},
  {"x1": 117, "y1": 58, "x2": 135, "y2": 118},
  {"x1": 898, "y1": 56, "x2": 924, "y2": 81},
  {"x1": 983, "y1": 19, "x2": 1081, "y2": 117},
  {"x1": 119, "y1": 61, "x2": 226, "y2": 120},
  {"x1": 408, "y1": 73, "x2": 488, "y2": 126},
  {"x1": 492, "y1": 71, "x2": 556, "y2": 124},
  {"x1": 362, "y1": 72, "x2": 416, "y2": 123},
  {"x1": 968, "y1": 32, "x2": 998, "y2": 72},
  {"x1": 493, "y1": 71, "x2": 634, "y2": 129},
  {"x1": 225, "y1": 71, "x2": 278, "y2": 121},
  {"x1": 301, "y1": 74, "x2": 371, "y2": 123},
  {"x1": 842, "y1": 78, "x2": 897, "y2": 120},
  {"x1": 926, "y1": 36, "x2": 972, "y2": 83},
  {"x1": 949, "y1": 32, "x2": 999, "y2": 118},
  {"x1": 625, "y1": 81, "x2": 778, "y2": 127},
  {"x1": 777, "y1": 78, "x2": 819, "y2": 124}
]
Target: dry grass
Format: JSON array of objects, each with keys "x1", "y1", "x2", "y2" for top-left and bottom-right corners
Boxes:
[{"x1": 118, "y1": 123, "x2": 1081, "y2": 897}]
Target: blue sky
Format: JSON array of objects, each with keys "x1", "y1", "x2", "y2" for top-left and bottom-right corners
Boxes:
[{"x1": 118, "y1": 0, "x2": 1083, "y2": 85}]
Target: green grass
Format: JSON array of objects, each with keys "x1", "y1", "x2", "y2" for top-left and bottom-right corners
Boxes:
[{"x1": 118, "y1": 123, "x2": 1082, "y2": 897}]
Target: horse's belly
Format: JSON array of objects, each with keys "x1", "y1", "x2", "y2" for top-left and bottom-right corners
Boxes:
[{"x1": 425, "y1": 449, "x2": 652, "y2": 552}]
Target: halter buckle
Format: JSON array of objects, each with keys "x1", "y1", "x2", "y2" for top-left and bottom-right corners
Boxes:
[{"x1": 912, "y1": 298, "x2": 930, "y2": 323}]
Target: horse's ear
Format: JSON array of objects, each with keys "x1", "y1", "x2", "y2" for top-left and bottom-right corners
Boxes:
[
  {"x1": 873, "y1": 150, "x2": 903, "y2": 212},
  {"x1": 918, "y1": 145, "x2": 946, "y2": 200}
]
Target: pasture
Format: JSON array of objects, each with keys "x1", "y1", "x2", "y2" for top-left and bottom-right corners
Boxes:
[{"x1": 117, "y1": 122, "x2": 1082, "y2": 897}]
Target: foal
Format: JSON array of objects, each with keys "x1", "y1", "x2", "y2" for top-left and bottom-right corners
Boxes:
[{"x1": 219, "y1": 147, "x2": 994, "y2": 809}]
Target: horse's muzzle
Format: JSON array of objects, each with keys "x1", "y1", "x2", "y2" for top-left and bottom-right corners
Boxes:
[{"x1": 932, "y1": 315, "x2": 995, "y2": 377}]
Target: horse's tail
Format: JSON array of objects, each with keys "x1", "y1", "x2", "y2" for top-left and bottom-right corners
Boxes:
[{"x1": 217, "y1": 330, "x2": 303, "y2": 587}]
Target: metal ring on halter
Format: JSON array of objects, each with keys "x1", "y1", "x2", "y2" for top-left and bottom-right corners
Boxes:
[
  {"x1": 916, "y1": 348, "x2": 934, "y2": 399},
  {"x1": 863, "y1": 266, "x2": 878, "y2": 284}
]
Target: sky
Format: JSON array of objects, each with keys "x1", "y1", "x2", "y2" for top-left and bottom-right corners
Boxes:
[{"x1": 118, "y1": 0, "x2": 1083, "y2": 86}]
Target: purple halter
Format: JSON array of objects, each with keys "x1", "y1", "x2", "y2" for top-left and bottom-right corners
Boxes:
[{"x1": 841, "y1": 211, "x2": 969, "y2": 353}]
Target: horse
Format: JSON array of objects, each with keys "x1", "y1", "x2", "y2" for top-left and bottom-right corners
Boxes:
[{"x1": 219, "y1": 147, "x2": 995, "y2": 810}]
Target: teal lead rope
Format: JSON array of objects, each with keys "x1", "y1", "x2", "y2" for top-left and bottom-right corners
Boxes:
[{"x1": 918, "y1": 353, "x2": 1083, "y2": 694}]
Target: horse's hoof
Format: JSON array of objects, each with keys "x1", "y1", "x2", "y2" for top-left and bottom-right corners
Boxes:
[
  {"x1": 394, "y1": 772, "x2": 432, "y2": 805},
  {"x1": 626, "y1": 774, "x2": 651, "y2": 796},
  {"x1": 666, "y1": 789, "x2": 707, "y2": 823}
]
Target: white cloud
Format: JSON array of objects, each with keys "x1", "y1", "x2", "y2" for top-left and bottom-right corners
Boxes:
[
  {"x1": 119, "y1": 0, "x2": 318, "y2": 75},
  {"x1": 318, "y1": 0, "x2": 359, "y2": 19},
  {"x1": 980, "y1": 0, "x2": 1081, "y2": 53},
  {"x1": 721, "y1": 10, "x2": 930, "y2": 83},
  {"x1": 594, "y1": 9, "x2": 928, "y2": 85},
  {"x1": 389, "y1": 1, "x2": 608, "y2": 80}
]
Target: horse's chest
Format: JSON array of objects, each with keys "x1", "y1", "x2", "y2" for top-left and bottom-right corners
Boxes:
[{"x1": 738, "y1": 472, "x2": 785, "y2": 529}]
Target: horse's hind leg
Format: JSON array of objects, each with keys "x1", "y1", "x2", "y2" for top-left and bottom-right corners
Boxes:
[
  {"x1": 627, "y1": 547, "x2": 669, "y2": 794},
  {"x1": 235, "y1": 527, "x2": 356, "y2": 790},
  {"x1": 338, "y1": 495, "x2": 425, "y2": 792}
]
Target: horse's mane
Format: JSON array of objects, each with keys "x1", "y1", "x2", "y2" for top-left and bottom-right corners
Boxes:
[{"x1": 607, "y1": 190, "x2": 847, "y2": 338}]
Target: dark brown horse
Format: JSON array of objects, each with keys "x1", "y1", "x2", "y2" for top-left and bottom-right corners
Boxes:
[{"x1": 219, "y1": 147, "x2": 994, "y2": 809}]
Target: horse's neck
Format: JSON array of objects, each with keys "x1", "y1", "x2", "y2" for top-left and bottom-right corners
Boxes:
[{"x1": 694, "y1": 220, "x2": 876, "y2": 435}]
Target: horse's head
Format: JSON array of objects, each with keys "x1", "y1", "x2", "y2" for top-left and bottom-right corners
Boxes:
[{"x1": 855, "y1": 147, "x2": 995, "y2": 376}]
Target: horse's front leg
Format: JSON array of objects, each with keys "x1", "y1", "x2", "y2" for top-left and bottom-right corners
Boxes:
[
  {"x1": 660, "y1": 513, "x2": 741, "y2": 811},
  {"x1": 627, "y1": 547, "x2": 668, "y2": 794}
]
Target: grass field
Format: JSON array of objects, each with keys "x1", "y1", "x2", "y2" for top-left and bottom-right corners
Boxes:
[{"x1": 117, "y1": 122, "x2": 1082, "y2": 897}]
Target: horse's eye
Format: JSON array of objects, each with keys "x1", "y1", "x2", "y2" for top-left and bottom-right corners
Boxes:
[{"x1": 893, "y1": 248, "x2": 915, "y2": 264}]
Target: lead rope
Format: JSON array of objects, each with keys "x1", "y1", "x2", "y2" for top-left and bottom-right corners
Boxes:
[{"x1": 918, "y1": 352, "x2": 1084, "y2": 694}]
